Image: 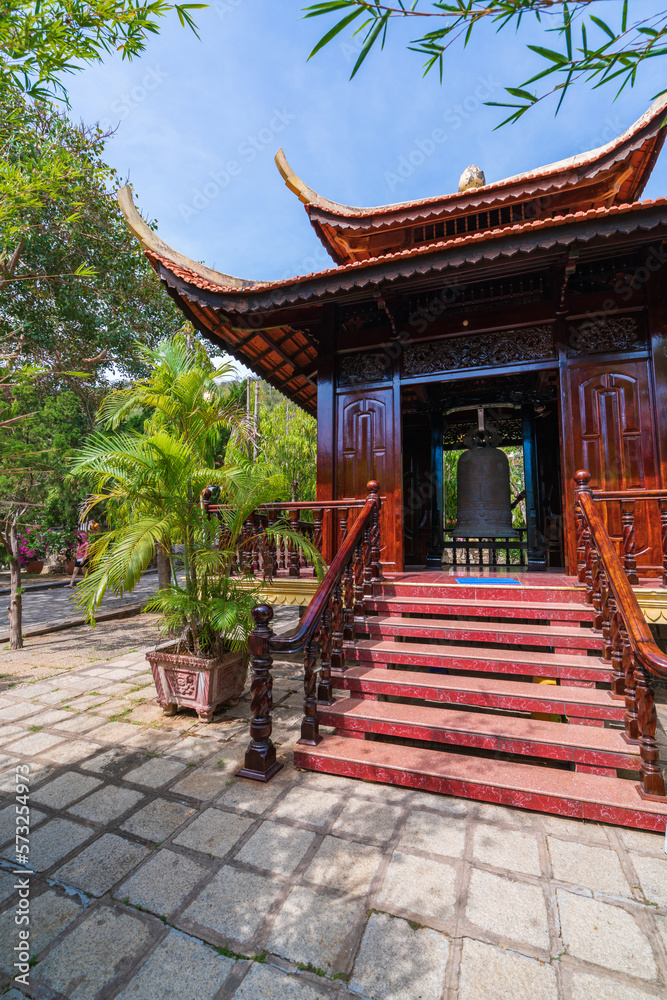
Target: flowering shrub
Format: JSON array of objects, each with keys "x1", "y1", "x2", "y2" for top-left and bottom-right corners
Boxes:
[
  {"x1": 17, "y1": 526, "x2": 79, "y2": 564},
  {"x1": 17, "y1": 525, "x2": 48, "y2": 564}
]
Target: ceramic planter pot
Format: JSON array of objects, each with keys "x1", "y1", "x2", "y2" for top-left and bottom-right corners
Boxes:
[
  {"x1": 146, "y1": 644, "x2": 248, "y2": 723},
  {"x1": 64, "y1": 561, "x2": 76, "y2": 574},
  {"x1": 25, "y1": 560, "x2": 44, "y2": 574}
]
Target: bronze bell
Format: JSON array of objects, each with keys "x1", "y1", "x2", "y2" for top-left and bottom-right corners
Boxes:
[{"x1": 450, "y1": 411, "x2": 518, "y2": 539}]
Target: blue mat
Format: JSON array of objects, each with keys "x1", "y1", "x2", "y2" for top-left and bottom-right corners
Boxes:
[{"x1": 455, "y1": 577, "x2": 522, "y2": 585}]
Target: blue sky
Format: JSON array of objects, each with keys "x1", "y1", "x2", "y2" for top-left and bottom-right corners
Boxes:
[{"x1": 66, "y1": 1, "x2": 667, "y2": 289}]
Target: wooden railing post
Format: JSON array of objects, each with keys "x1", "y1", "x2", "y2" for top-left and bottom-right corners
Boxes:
[
  {"x1": 353, "y1": 541, "x2": 365, "y2": 622},
  {"x1": 574, "y1": 470, "x2": 591, "y2": 583},
  {"x1": 343, "y1": 554, "x2": 355, "y2": 641},
  {"x1": 242, "y1": 516, "x2": 254, "y2": 575},
  {"x1": 288, "y1": 509, "x2": 301, "y2": 578},
  {"x1": 317, "y1": 602, "x2": 333, "y2": 704},
  {"x1": 608, "y1": 596, "x2": 625, "y2": 698},
  {"x1": 237, "y1": 605, "x2": 283, "y2": 782},
  {"x1": 634, "y1": 655, "x2": 666, "y2": 797},
  {"x1": 330, "y1": 578, "x2": 345, "y2": 673},
  {"x1": 313, "y1": 508, "x2": 323, "y2": 557},
  {"x1": 660, "y1": 499, "x2": 667, "y2": 588},
  {"x1": 621, "y1": 621, "x2": 639, "y2": 741},
  {"x1": 621, "y1": 499, "x2": 639, "y2": 585},
  {"x1": 367, "y1": 480, "x2": 383, "y2": 584},
  {"x1": 299, "y1": 629, "x2": 321, "y2": 746}
]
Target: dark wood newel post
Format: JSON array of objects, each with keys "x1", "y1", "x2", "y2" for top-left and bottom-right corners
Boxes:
[
  {"x1": 620, "y1": 500, "x2": 639, "y2": 585},
  {"x1": 635, "y1": 654, "x2": 666, "y2": 798},
  {"x1": 660, "y1": 499, "x2": 667, "y2": 588},
  {"x1": 574, "y1": 470, "x2": 592, "y2": 585},
  {"x1": 299, "y1": 630, "x2": 322, "y2": 746},
  {"x1": 367, "y1": 480, "x2": 383, "y2": 585},
  {"x1": 237, "y1": 604, "x2": 284, "y2": 782}
]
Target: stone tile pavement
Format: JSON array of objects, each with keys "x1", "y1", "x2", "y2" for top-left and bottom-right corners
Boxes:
[{"x1": 0, "y1": 620, "x2": 665, "y2": 999}]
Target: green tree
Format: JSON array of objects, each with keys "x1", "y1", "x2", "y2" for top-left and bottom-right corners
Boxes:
[
  {"x1": 305, "y1": 1, "x2": 667, "y2": 123},
  {"x1": 71, "y1": 334, "x2": 320, "y2": 654},
  {"x1": 0, "y1": 1, "x2": 205, "y2": 101},
  {"x1": 258, "y1": 398, "x2": 317, "y2": 502}
]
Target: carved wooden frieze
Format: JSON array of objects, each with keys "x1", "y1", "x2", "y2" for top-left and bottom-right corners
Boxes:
[
  {"x1": 402, "y1": 325, "x2": 555, "y2": 378},
  {"x1": 567, "y1": 315, "x2": 645, "y2": 357},
  {"x1": 337, "y1": 351, "x2": 392, "y2": 387}
]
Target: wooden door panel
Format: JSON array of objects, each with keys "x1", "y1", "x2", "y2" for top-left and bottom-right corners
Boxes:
[
  {"x1": 563, "y1": 359, "x2": 662, "y2": 574},
  {"x1": 336, "y1": 388, "x2": 400, "y2": 572}
]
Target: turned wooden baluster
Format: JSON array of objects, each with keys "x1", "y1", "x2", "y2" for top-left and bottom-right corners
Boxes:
[
  {"x1": 621, "y1": 499, "x2": 639, "y2": 585},
  {"x1": 590, "y1": 550, "x2": 602, "y2": 621},
  {"x1": 595, "y1": 568, "x2": 613, "y2": 660},
  {"x1": 583, "y1": 525, "x2": 594, "y2": 603},
  {"x1": 660, "y1": 499, "x2": 667, "y2": 588},
  {"x1": 317, "y1": 601, "x2": 333, "y2": 704},
  {"x1": 594, "y1": 564, "x2": 608, "y2": 634},
  {"x1": 368, "y1": 480, "x2": 383, "y2": 584},
  {"x1": 634, "y1": 654, "x2": 665, "y2": 796},
  {"x1": 343, "y1": 551, "x2": 355, "y2": 641},
  {"x1": 362, "y1": 519, "x2": 373, "y2": 599},
  {"x1": 604, "y1": 592, "x2": 617, "y2": 662},
  {"x1": 353, "y1": 541, "x2": 365, "y2": 622},
  {"x1": 299, "y1": 628, "x2": 321, "y2": 746},
  {"x1": 330, "y1": 577, "x2": 345, "y2": 673},
  {"x1": 339, "y1": 506, "x2": 349, "y2": 542},
  {"x1": 266, "y1": 509, "x2": 278, "y2": 578},
  {"x1": 621, "y1": 621, "x2": 639, "y2": 741},
  {"x1": 608, "y1": 597, "x2": 625, "y2": 698},
  {"x1": 242, "y1": 516, "x2": 254, "y2": 575},
  {"x1": 251, "y1": 512, "x2": 261, "y2": 574},
  {"x1": 574, "y1": 470, "x2": 591, "y2": 583},
  {"x1": 288, "y1": 509, "x2": 301, "y2": 578},
  {"x1": 237, "y1": 605, "x2": 283, "y2": 781},
  {"x1": 313, "y1": 508, "x2": 323, "y2": 557}
]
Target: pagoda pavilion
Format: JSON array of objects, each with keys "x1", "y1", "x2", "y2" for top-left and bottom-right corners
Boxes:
[{"x1": 119, "y1": 96, "x2": 667, "y2": 829}]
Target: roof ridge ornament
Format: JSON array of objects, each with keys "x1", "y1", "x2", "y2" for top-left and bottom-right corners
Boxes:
[
  {"x1": 459, "y1": 165, "x2": 486, "y2": 192},
  {"x1": 116, "y1": 185, "x2": 259, "y2": 291}
]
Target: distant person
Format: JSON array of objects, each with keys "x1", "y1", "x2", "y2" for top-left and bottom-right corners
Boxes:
[{"x1": 68, "y1": 523, "x2": 98, "y2": 587}]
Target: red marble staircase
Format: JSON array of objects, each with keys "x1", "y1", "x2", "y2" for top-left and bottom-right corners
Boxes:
[{"x1": 293, "y1": 579, "x2": 667, "y2": 831}]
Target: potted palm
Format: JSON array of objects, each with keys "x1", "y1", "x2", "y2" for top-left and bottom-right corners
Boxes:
[{"x1": 72, "y1": 333, "x2": 321, "y2": 722}]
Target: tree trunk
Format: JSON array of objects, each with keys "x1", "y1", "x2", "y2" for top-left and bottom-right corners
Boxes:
[
  {"x1": 253, "y1": 379, "x2": 259, "y2": 462},
  {"x1": 157, "y1": 543, "x2": 171, "y2": 590},
  {"x1": 9, "y1": 547, "x2": 22, "y2": 650}
]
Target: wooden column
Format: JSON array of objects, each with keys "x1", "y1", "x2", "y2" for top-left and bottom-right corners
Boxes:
[
  {"x1": 522, "y1": 402, "x2": 545, "y2": 569},
  {"x1": 425, "y1": 407, "x2": 445, "y2": 568}
]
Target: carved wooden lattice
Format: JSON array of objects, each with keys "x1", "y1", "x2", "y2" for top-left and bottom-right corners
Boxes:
[
  {"x1": 566, "y1": 315, "x2": 645, "y2": 357},
  {"x1": 337, "y1": 351, "x2": 392, "y2": 387},
  {"x1": 402, "y1": 325, "x2": 555, "y2": 378}
]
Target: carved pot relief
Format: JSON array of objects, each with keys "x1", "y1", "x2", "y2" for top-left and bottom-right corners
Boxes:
[
  {"x1": 402, "y1": 325, "x2": 555, "y2": 377},
  {"x1": 146, "y1": 645, "x2": 248, "y2": 723}
]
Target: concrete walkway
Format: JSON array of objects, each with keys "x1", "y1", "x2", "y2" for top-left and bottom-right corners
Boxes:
[
  {"x1": 7, "y1": 572, "x2": 160, "y2": 630},
  {"x1": 0, "y1": 627, "x2": 665, "y2": 999}
]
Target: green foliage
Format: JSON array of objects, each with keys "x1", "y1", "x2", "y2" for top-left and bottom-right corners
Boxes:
[
  {"x1": 304, "y1": 2, "x2": 667, "y2": 122},
  {"x1": 0, "y1": 1, "x2": 206, "y2": 101},
  {"x1": 72, "y1": 334, "x2": 323, "y2": 654},
  {"x1": 0, "y1": 90, "x2": 183, "y2": 395},
  {"x1": 258, "y1": 398, "x2": 317, "y2": 502}
]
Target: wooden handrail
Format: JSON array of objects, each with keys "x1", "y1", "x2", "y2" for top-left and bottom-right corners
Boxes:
[
  {"x1": 592, "y1": 489, "x2": 667, "y2": 501},
  {"x1": 270, "y1": 493, "x2": 378, "y2": 654},
  {"x1": 237, "y1": 481, "x2": 383, "y2": 783},
  {"x1": 579, "y1": 491, "x2": 667, "y2": 679},
  {"x1": 575, "y1": 470, "x2": 665, "y2": 799}
]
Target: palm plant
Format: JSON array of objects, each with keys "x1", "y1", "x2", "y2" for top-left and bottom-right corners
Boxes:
[{"x1": 72, "y1": 333, "x2": 322, "y2": 656}]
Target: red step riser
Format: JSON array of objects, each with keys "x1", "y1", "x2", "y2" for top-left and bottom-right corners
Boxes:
[
  {"x1": 368, "y1": 599, "x2": 595, "y2": 623},
  {"x1": 293, "y1": 748, "x2": 665, "y2": 832},
  {"x1": 332, "y1": 675, "x2": 625, "y2": 721},
  {"x1": 347, "y1": 646, "x2": 610, "y2": 682},
  {"x1": 320, "y1": 713, "x2": 638, "y2": 770},
  {"x1": 378, "y1": 584, "x2": 588, "y2": 604},
  {"x1": 359, "y1": 622, "x2": 601, "y2": 650}
]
